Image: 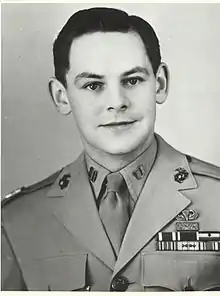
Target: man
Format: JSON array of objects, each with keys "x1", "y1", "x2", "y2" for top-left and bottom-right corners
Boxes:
[{"x1": 1, "y1": 7, "x2": 220, "y2": 291}]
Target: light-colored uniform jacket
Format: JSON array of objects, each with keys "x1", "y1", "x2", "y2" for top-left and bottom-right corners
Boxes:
[{"x1": 1, "y1": 134, "x2": 220, "y2": 291}]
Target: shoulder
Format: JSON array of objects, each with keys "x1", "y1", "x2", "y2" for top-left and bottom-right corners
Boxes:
[
  {"x1": 186, "y1": 155, "x2": 220, "y2": 203},
  {"x1": 187, "y1": 154, "x2": 220, "y2": 181},
  {"x1": 155, "y1": 133, "x2": 220, "y2": 182},
  {"x1": 1, "y1": 153, "x2": 85, "y2": 209},
  {"x1": 155, "y1": 133, "x2": 220, "y2": 196},
  {"x1": 1, "y1": 169, "x2": 63, "y2": 208}
]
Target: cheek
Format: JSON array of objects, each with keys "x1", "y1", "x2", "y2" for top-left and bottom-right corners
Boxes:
[
  {"x1": 69, "y1": 92, "x2": 103, "y2": 127},
  {"x1": 129, "y1": 87, "x2": 156, "y2": 115}
]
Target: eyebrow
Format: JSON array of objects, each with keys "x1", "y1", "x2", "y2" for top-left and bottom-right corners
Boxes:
[
  {"x1": 75, "y1": 72, "x2": 104, "y2": 83},
  {"x1": 74, "y1": 66, "x2": 149, "y2": 84},
  {"x1": 121, "y1": 66, "x2": 149, "y2": 77}
]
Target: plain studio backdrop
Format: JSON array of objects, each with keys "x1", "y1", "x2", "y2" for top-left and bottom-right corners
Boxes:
[{"x1": 2, "y1": 3, "x2": 220, "y2": 196}]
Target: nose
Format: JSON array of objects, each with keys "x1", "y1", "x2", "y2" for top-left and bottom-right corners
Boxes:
[{"x1": 106, "y1": 86, "x2": 130, "y2": 112}]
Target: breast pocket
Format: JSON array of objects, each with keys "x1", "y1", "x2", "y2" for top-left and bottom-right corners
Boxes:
[
  {"x1": 142, "y1": 252, "x2": 220, "y2": 291},
  {"x1": 21, "y1": 253, "x2": 89, "y2": 291}
]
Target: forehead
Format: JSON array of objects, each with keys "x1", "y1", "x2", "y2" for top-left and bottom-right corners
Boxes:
[{"x1": 68, "y1": 32, "x2": 151, "y2": 76}]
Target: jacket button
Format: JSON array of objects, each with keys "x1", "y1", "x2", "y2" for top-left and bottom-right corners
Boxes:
[{"x1": 111, "y1": 276, "x2": 129, "y2": 291}]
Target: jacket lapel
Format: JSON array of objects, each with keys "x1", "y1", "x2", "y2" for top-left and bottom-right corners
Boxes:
[
  {"x1": 113, "y1": 135, "x2": 198, "y2": 277},
  {"x1": 46, "y1": 153, "x2": 115, "y2": 270}
]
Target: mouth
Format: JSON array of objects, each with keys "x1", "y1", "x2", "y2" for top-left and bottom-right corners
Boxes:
[
  {"x1": 99, "y1": 120, "x2": 138, "y2": 130},
  {"x1": 100, "y1": 120, "x2": 137, "y2": 127}
]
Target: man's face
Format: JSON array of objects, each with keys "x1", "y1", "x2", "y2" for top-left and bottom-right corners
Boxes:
[{"x1": 65, "y1": 31, "x2": 157, "y2": 155}]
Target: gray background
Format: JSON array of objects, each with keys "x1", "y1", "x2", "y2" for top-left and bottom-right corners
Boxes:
[{"x1": 2, "y1": 3, "x2": 220, "y2": 196}]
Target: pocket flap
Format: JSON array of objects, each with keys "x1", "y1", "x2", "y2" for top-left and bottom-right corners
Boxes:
[
  {"x1": 22, "y1": 254, "x2": 87, "y2": 291},
  {"x1": 142, "y1": 252, "x2": 220, "y2": 291}
]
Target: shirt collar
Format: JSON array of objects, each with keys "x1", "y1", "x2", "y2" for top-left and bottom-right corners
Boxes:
[{"x1": 85, "y1": 136, "x2": 157, "y2": 202}]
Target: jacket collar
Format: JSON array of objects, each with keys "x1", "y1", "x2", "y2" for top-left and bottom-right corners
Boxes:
[{"x1": 85, "y1": 136, "x2": 157, "y2": 204}]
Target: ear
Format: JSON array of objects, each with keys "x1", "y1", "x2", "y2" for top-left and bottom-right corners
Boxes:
[
  {"x1": 155, "y1": 62, "x2": 169, "y2": 105},
  {"x1": 48, "y1": 78, "x2": 72, "y2": 115}
]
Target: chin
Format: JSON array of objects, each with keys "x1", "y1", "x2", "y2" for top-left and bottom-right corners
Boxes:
[{"x1": 98, "y1": 140, "x2": 143, "y2": 156}]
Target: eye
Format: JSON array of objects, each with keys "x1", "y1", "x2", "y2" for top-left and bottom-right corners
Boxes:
[
  {"x1": 83, "y1": 82, "x2": 104, "y2": 92},
  {"x1": 122, "y1": 77, "x2": 145, "y2": 88},
  {"x1": 128, "y1": 78, "x2": 139, "y2": 85}
]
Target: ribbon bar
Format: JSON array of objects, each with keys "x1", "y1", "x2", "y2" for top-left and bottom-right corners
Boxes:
[
  {"x1": 157, "y1": 231, "x2": 220, "y2": 242},
  {"x1": 156, "y1": 241, "x2": 220, "y2": 252}
]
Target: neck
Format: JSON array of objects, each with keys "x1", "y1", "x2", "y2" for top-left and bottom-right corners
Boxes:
[{"x1": 83, "y1": 134, "x2": 154, "y2": 172}]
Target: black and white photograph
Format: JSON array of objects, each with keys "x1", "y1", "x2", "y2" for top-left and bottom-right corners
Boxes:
[{"x1": 1, "y1": 3, "x2": 220, "y2": 291}]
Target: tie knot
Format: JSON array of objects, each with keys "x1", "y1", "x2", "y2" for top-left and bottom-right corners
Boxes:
[{"x1": 106, "y1": 172, "x2": 124, "y2": 193}]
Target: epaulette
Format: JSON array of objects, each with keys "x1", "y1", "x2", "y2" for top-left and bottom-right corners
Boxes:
[
  {"x1": 1, "y1": 168, "x2": 63, "y2": 207},
  {"x1": 186, "y1": 155, "x2": 220, "y2": 180}
]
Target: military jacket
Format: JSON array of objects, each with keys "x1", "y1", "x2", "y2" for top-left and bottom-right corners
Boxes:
[{"x1": 1, "y1": 134, "x2": 220, "y2": 291}]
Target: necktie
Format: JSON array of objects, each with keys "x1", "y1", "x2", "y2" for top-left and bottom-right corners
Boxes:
[{"x1": 99, "y1": 172, "x2": 130, "y2": 256}]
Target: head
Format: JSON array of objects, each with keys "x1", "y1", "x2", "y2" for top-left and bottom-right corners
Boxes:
[{"x1": 49, "y1": 7, "x2": 169, "y2": 156}]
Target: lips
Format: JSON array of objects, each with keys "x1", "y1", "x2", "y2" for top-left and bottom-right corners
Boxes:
[{"x1": 100, "y1": 120, "x2": 137, "y2": 127}]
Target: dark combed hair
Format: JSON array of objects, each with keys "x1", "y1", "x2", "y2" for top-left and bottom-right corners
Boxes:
[{"x1": 53, "y1": 7, "x2": 161, "y2": 87}]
